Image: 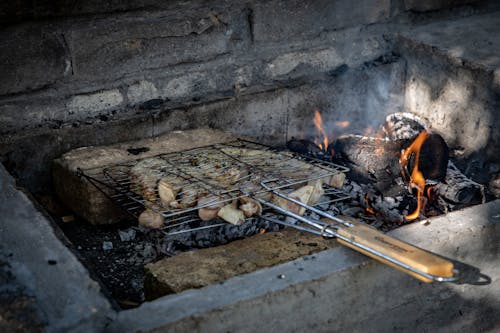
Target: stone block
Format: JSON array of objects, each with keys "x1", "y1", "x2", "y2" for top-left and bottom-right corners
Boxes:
[
  {"x1": 260, "y1": 25, "x2": 391, "y2": 82},
  {"x1": 144, "y1": 228, "x2": 337, "y2": 299},
  {"x1": 404, "y1": 0, "x2": 479, "y2": 12},
  {"x1": 265, "y1": 48, "x2": 343, "y2": 78},
  {"x1": 67, "y1": 6, "x2": 247, "y2": 81},
  {"x1": 67, "y1": 89, "x2": 124, "y2": 117},
  {"x1": 52, "y1": 128, "x2": 235, "y2": 224},
  {"x1": 0, "y1": 24, "x2": 68, "y2": 95},
  {"x1": 110, "y1": 201, "x2": 500, "y2": 333},
  {"x1": 252, "y1": 0, "x2": 390, "y2": 42},
  {"x1": 127, "y1": 81, "x2": 160, "y2": 106},
  {"x1": 152, "y1": 88, "x2": 290, "y2": 146}
]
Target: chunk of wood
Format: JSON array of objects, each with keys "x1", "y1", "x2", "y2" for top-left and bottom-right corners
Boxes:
[
  {"x1": 271, "y1": 185, "x2": 313, "y2": 215},
  {"x1": 332, "y1": 133, "x2": 449, "y2": 192}
]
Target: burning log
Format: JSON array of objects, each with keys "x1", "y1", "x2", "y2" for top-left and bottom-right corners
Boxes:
[
  {"x1": 331, "y1": 132, "x2": 449, "y2": 193},
  {"x1": 286, "y1": 111, "x2": 486, "y2": 226}
]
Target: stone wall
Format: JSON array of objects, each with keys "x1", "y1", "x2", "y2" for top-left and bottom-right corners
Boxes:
[{"x1": 0, "y1": 0, "x2": 488, "y2": 192}]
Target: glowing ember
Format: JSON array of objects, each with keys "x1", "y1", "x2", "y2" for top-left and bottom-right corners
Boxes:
[
  {"x1": 364, "y1": 193, "x2": 376, "y2": 215},
  {"x1": 313, "y1": 111, "x2": 329, "y2": 151},
  {"x1": 334, "y1": 120, "x2": 350, "y2": 128},
  {"x1": 259, "y1": 228, "x2": 266, "y2": 234},
  {"x1": 400, "y1": 130, "x2": 430, "y2": 220}
]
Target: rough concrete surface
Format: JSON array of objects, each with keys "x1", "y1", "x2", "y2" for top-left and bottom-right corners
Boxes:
[
  {"x1": 252, "y1": 0, "x2": 390, "y2": 42},
  {"x1": 66, "y1": 6, "x2": 247, "y2": 81},
  {"x1": 395, "y1": 12, "x2": 500, "y2": 182},
  {"x1": 109, "y1": 200, "x2": 500, "y2": 333},
  {"x1": 144, "y1": 229, "x2": 337, "y2": 298},
  {"x1": 0, "y1": 260, "x2": 45, "y2": 332},
  {"x1": 0, "y1": 164, "x2": 113, "y2": 332},
  {"x1": 0, "y1": 24, "x2": 68, "y2": 95}
]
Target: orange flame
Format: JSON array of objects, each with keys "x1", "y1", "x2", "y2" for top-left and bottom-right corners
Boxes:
[
  {"x1": 400, "y1": 130, "x2": 429, "y2": 220},
  {"x1": 313, "y1": 111, "x2": 329, "y2": 151}
]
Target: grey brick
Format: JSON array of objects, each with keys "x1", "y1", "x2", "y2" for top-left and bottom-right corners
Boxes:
[
  {"x1": 0, "y1": 25, "x2": 68, "y2": 95},
  {"x1": 67, "y1": 7, "x2": 247, "y2": 81},
  {"x1": 67, "y1": 89, "x2": 124, "y2": 117},
  {"x1": 252, "y1": 0, "x2": 390, "y2": 43}
]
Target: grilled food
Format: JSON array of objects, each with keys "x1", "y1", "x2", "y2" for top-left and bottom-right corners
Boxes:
[
  {"x1": 217, "y1": 201, "x2": 245, "y2": 225},
  {"x1": 128, "y1": 146, "x2": 340, "y2": 228},
  {"x1": 138, "y1": 208, "x2": 164, "y2": 229}
]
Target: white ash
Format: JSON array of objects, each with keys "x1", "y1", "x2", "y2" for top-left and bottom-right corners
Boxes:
[
  {"x1": 102, "y1": 241, "x2": 113, "y2": 251},
  {"x1": 382, "y1": 112, "x2": 427, "y2": 140},
  {"x1": 118, "y1": 228, "x2": 137, "y2": 242}
]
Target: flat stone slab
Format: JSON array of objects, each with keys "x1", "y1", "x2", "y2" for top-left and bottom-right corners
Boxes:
[
  {"x1": 53, "y1": 128, "x2": 235, "y2": 224},
  {"x1": 144, "y1": 228, "x2": 337, "y2": 299}
]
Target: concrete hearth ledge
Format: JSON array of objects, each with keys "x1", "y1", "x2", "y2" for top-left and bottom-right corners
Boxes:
[
  {"x1": 0, "y1": 164, "x2": 114, "y2": 332},
  {"x1": 109, "y1": 200, "x2": 500, "y2": 333}
]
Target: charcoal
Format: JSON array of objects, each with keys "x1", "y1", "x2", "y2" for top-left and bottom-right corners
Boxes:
[
  {"x1": 127, "y1": 147, "x2": 150, "y2": 155},
  {"x1": 118, "y1": 228, "x2": 136, "y2": 242},
  {"x1": 286, "y1": 138, "x2": 328, "y2": 159}
]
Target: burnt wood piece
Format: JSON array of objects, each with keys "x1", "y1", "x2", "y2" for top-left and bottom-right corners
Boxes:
[
  {"x1": 332, "y1": 135, "x2": 406, "y2": 192},
  {"x1": 332, "y1": 133, "x2": 449, "y2": 192},
  {"x1": 435, "y1": 162, "x2": 485, "y2": 205},
  {"x1": 286, "y1": 138, "x2": 329, "y2": 159},
  {"x1": 407, "y1": 133, "x2": 449, "y2": 181}
]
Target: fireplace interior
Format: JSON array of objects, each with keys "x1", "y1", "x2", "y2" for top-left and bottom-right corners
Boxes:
[{"x1": 1, "y1": 1, "x2": 500, "y2": 332}]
